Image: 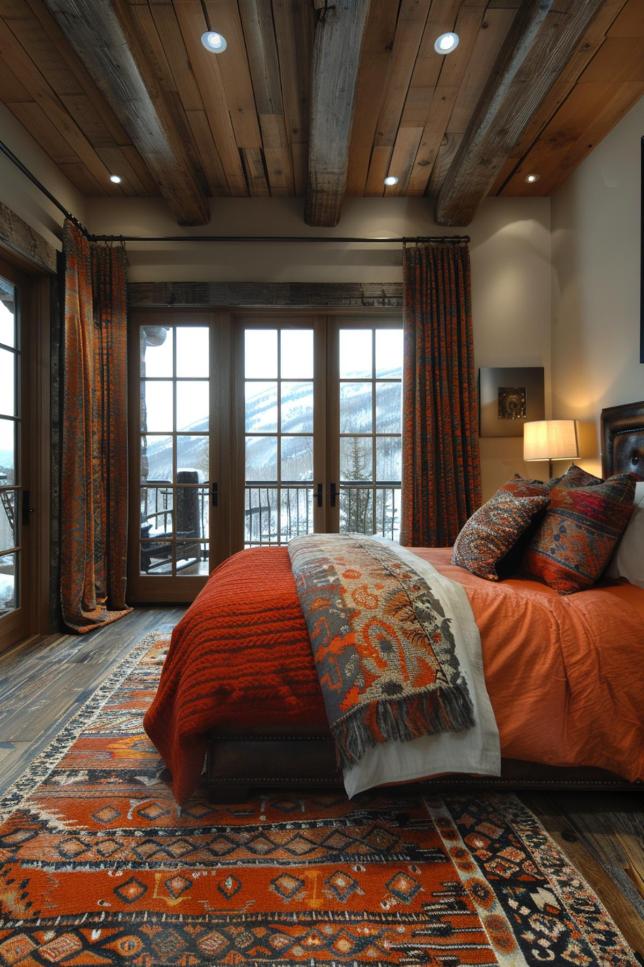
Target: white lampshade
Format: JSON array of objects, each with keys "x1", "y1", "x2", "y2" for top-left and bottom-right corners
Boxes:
[{"x1": 523, "y1": 420, "x2": 579, "y2": 462}]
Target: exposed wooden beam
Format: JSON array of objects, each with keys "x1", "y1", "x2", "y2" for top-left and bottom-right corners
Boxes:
[
  {"x1": 128, "y1": 281, "x2": 403, "y2": 310},
  {"x1": 435, "y1": 0, "x2": 605, "y2": 226},
  {"x1": 0, "y1": 200, "x2": 57, "y2": 273},
  {"x1": 305, "y1": 0, "x2": 371, "y2": 226},
  {"x1": 43, "y1": 0, "x2": 209, "y2": 225}
]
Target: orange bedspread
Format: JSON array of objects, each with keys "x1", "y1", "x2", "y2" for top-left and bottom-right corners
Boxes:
[{"x1": 144, "y1": 546, "x2": 644, "y2": 803}]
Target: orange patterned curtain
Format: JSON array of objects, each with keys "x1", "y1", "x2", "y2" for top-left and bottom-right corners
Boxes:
[
  {"x1": 400, "y1": 241, "x2": 481, "y2": 547},
  {"x1": 60, "y1": 221, "x2": 131, "y2": 632}
]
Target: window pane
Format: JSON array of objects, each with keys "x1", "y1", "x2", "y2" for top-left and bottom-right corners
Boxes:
[
  {"x1": 246, "y1": 435, "x2": 277, "y2": 481},
  {"x1": 140, "y1": 484, "x2": 173, "y2": 537},
  {"x1": 340, "y1": 437, "x2": 372, "y2": 481},
  {"x1": 176, "y1": 540, "x2": 209, "y2": 576},
  {"x1": 245, "y1": 486, "x2": 279, "y2": 544},
  {"x1": 281, "y1": 381, "x2": 313, "y2": 432},
  {"x1": 0, "y1": 551, "x2": 16, "y2": 613},
  {"x1": 142, "y1": 380, "x2": 173, "y2": 432},
  {"x1": 281, "y1": 435, "x2": 313, "y2": 481},
  {"x1": 245, "y1": 329, "x2": 277, "y2": 378},
  {"x1": 281, "y1": 330, "x2": 313, "y2": 378},
  {"x1": 0, "y1": 418, "x2": 15, "y2": 485},
  {"x1": 140, "y1": 326, "x2": 172, "y2": 377},
  {"x1": 376, "y1": 329, "x2": 403, "y2": 378},
  {"x1": 176, "y1": 485, "x2": 208, "y2": 540},
  {"x1": 340, "y1": 382, "x2": 372, "y2": 432},
  {"x1": 176, "y1": 380, "x2": 209, "y2": 432},
  {"x1": 177, "y1": 327, "x2": 209, "y2": 378},
  {"x1": 375, "y1": 488, "x2": 401, "y2": 541},
  {"x1": 177, "y1": 436, "x2": 209, "y2": 482},
  {"x1": 141, "y1": 435, "x2": 172, "y2": 482},
  {"x1": 0, "y1": 349, "x2": 15, "y2": 417},
  {"x1": 0, "y1": 489, "x2": 17, "y2": 551},
  {"x1": 0, "y1": 279, "x2": 15, "y2": 348},
  {"x1": 340, "y1": 329, "x2": 372, "y2": 378},
  {"x1": 339, "y1": 486, "x2": 373, "y2": 535},
  {"x1": 376, "y1": 436, "x2": 401, "y2": 481},
  {"x1": 375, "y1": 381, "x2": 402, "y2": 433},
  {"x1": 245, "y1": 381, "x2": 278, "y2": 432},
  {"x1": 280, "y1": 487, "x2": 314, "y2": 542}
]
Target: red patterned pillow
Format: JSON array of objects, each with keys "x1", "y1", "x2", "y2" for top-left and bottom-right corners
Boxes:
[
  {"x1": 501, "y1": 475, "x2": 548, "y2": 497},
  {"x1": 522, "y1": 474, "x2": 636, "y2": 593},
  {"x1": 452, "y1": 490, "x2": 550, "y2": 581},
  {"x1": 548, "y1": 465, "x2": 602, "y2": 489}
]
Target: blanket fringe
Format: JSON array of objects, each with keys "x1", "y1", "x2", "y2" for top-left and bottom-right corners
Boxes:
[{"x1": 332, "y1": 683, "x2": 475, "y2": 768}]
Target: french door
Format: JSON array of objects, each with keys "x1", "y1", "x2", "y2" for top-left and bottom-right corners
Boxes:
[
  {"x1": 129, "y1": 312, "x2": 402, "y2": 602},
  {"x1": 0, "y1": 267, "x2": 29, "y2": 649}
]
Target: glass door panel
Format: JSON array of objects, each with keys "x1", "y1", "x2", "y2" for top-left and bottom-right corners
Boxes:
[
  {"x1": 0, "y1": 276, "x2": 20, "y2": 623},
  {"x1": 337, "y1": 325, "x2": 403, "y2": 540},
  {"x1": 243, "y1": 326, "x2": 318, "y2": 546},
  {"x1": 138, "y1": 324, "x2": 211, "y2": 582}
]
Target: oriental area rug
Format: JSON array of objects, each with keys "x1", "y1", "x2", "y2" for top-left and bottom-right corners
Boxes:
[{"x1": 0, "y1": 633, "x2": 636, "y2": 966}]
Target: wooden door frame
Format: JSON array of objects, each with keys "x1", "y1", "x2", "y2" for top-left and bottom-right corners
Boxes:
[
  {"x1": 0, "y1": 253, "x2": 52, "y2": 651},
  {"x1": 127, "y1": 309, "x2": 232, "y2": 603}
]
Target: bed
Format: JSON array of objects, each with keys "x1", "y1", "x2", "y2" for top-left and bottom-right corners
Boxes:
[{"x1": 144, "y1": 401, "x2": 644, "y2": 802}]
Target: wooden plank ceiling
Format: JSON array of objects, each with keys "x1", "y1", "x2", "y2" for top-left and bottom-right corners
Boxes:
[{"x1": 0, "y1": 0, "x2": 641, "y2": 226}]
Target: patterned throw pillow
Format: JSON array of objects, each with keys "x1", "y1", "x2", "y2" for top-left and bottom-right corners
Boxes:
[
  {"x1": 548, "y1": 465, "x2": 602, "y2": 489},
  {"x1": 522, "y1": 474, "x2": 636, "y2": 593},
  {"x1": 452, "y1": 490, "x2": 550, "y2": 581},
  {"x1": 501, "y1": 475, "x2": 548, "y2": 497}
]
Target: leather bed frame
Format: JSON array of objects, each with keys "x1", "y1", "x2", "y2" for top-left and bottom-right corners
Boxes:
[{"x1": 204, "y1": 400, "x2": 644, "y2": 799}]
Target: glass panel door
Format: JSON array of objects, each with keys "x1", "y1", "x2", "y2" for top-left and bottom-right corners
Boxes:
[
  {"x1": 131, "y1": 317, "x2": 219, "y2": 601},
  {"x1": 243, "y1": 324, "x2": 321, "y2": 546},
  {"x1": 0, "y1": 275, "x2": 21, "y2": 630},
  {"x1": 335, "y1": 324, "x2": 403, "y2": 539}
]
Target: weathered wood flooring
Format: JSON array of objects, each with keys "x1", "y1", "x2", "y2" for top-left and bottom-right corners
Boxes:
[{"x1": 0, "y1": 607, "x2": 642, "y2": 956}]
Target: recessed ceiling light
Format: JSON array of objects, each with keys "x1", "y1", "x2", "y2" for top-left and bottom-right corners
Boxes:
[
  {"x1": 525, "y1": 173, "x2": 540, "y2": 183},
  {"x1": 109, "y1": 174, "x2": 122, "y2": 184},
  {"x1": 434, "y1": 32, "x2": 459, "y2": 54},
  {"x1": 384, "y1": 175, "x2": 399, "y2": 186},
  {"x1": 201, "y1": 30, "x2": 227, "y2": 53}
]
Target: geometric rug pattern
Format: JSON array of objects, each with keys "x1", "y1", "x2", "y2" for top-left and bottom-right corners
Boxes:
[{"x1": 0, "y1": 632, "x2": 637, "y2": 965}]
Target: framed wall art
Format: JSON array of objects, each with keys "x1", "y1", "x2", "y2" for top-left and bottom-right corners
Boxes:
[{"x1": 479, "y1": 366, "x2": 545, "y2": 438}]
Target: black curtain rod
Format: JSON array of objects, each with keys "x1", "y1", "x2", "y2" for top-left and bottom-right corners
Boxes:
[
  {"x1": 0, "y1": 138, "x2": 469, "y2": 246},
  {"x1": 91, "y1": 234, "x2": 470, "y2": 243}
]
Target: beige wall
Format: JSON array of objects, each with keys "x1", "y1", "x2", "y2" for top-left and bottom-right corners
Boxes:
[
  {"x1": 551, "y1": 95, "x2": 644, "y2": 477},
  {"x1": 0, "y1": 104, "x2": 85, "y2": 252},
  {"x1": 88, "y1": 194, "x2": 552, "y2": 498}
]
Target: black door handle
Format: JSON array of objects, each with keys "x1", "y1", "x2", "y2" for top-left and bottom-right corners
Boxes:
[
  {"x1": 22, "y1": 490, "x2": 32, "y2": 525},
  {"x1": 329, "y1": 482, "x2": 337, "y2": 508},
  {"x1": 211, "y1": 482, "x2": 218, "y2": 507},
  {"x1": 316, "y1": 483, "x2": 323, "y2": 507}
]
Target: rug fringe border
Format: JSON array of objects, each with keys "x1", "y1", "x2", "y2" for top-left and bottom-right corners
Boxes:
[{"x1": 0, "y1": 629, "x2": 169, "y2": 822}]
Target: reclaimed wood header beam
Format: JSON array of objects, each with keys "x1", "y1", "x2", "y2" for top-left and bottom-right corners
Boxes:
[
  {"x1": 305, "y1": 0, "x2": 371, "y2": 226},
  {"x1": 44, "y1": 0, "x2": 210, "y2": 225},
  {"x1": 435, "y1": 0, "x2": 605, "y2": 226},
  {"x1": 0, "y1": 201, "x2": 57, "y2": 274},
  {"x1": 128, "y1": 281, "x2": 403, "y2": 310}
]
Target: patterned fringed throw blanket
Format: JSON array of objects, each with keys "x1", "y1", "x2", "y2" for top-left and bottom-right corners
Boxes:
[{"x1": 288, "y1": 534, "x2": 477, "y2": 768}]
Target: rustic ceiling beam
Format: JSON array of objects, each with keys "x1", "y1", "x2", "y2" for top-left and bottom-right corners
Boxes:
[
  {"x1": 435, "y1": 0, "x2": 605, "y2": 226},
  {"x1": 43, "y1": 0, "x2": 209, "y2": 226},
  {"x1": 305, "y1": 0, "x2": 371, "y2": 226}
]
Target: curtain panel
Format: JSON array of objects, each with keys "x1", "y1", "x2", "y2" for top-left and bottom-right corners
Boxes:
[
  {"x1": 401, "y1": 242, "x2": 481, "y2": 547},
  {"x1": 60, "y1": 221, "x2": 130, "y2": 632}
]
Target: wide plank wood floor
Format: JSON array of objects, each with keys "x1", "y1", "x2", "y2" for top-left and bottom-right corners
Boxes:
[{"x1": 0, "y1": 607, "x2": 642, "y2": 957}]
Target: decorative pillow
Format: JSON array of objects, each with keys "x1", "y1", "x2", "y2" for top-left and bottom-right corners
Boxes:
[
  {"x1": 452, "y1": 490, "x2": 550, "y2": 581},
  {"x1": 522, "y1": 474, "x2": 636, "y2": 593},
  {"x1": 548, "y1": 464, "x2": 602, "y2": 489},
  {"x1": 606, "y1": 481, "x2": 644, "y2": 587},
  {"x1": 500, "y1": 475, "x2": 548, "y2": 497}
]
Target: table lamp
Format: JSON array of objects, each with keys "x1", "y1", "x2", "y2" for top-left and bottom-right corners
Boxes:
[{"x1": 523, "y1": 419, "x2": 579, "y2": 478}]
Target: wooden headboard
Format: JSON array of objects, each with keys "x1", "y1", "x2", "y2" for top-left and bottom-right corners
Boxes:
[{"x1": 601, "y1": 400, "x2": 644, "y2": 477}]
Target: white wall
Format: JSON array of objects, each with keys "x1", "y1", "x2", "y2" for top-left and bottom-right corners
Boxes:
[
  {"x1": 0, "y1": 104, "x2": 86, "y2": 253},
  {"x1": 87, "y1": 194, "x2": 551, "y2": 498},
  {"x1": 551, "y1": 95, "x2": 644, "y2": 477}
]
